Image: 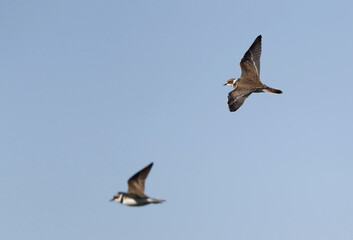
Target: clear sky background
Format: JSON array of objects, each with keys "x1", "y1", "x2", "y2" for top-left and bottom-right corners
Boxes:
[{"x1": 1, "y1": 0, "x2": 353, "y2": 239}]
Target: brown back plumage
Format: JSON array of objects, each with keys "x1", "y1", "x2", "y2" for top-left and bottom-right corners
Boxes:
[
  {"x1": 238, "y1": 35, "x2": 266, "y2": 89},
  {"x1": 240, "y1": 35, "x2": 262, "y2": 77},
  {"x1": 127, "y1": 163, "x2": 153, "y2": 197}
]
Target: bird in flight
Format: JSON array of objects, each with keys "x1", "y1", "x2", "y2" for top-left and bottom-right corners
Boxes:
[
  {"x1": 110, "y1": 162, "x2": 165, "y2": 206},
  {"x1": 224, "y1": 35, "x2": 282, "y2": 112}
]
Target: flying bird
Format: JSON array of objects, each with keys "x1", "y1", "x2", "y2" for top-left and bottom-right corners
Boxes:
[
  {"x1": 224, "y1": 35, "x2": 282, "y2": 112},
  {"x1": 110, "y1": 162, "x2": 165, "y2": 206}
]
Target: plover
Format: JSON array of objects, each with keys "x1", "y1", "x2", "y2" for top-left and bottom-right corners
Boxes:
[
  {"x1": 224, "y1": 35, "x2": 282, "y2": 112},
  {"x1": 110, "y1": 162, "x2": 165, "y2": 206}
]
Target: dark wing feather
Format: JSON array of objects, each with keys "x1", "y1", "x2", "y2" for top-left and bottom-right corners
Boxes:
[
  {"x1": 240, "y1": 35, "x2": 262, "y2": 78},
  {"x1": 127, "y1": 163, "x2": 153, "y2": 197},
  {"x1": 227, "y1": 90, "x2": 252, "y2": 112}
]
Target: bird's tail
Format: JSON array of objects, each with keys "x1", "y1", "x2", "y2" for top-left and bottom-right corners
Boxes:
[
  {"x1": 264, "y1": 86, "x2": 282, "y2": 94},
  {"x1": 148, "y1": 198, "x2": 166, "y2": 204}
]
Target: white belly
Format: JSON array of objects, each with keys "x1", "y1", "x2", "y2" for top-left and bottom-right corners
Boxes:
[{"x1": 122, "y1": 196, "x2": 149, "y2": 206}]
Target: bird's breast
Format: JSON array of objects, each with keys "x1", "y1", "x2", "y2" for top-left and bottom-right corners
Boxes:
[{"x1": 122, "y1": 195, "x2": 149, "y2": 206}]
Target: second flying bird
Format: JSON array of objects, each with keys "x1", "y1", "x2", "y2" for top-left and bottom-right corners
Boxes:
[{"x1": 224, "y1": 35, "x2": 282, "y2": 112}]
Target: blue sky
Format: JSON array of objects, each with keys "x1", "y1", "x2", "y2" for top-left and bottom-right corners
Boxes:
[{"x1": 1, "y1": 0, "x2": 353, "y2": 239}]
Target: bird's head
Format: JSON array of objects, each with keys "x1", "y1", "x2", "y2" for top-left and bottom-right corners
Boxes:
[
  {"x1": 110, "y1": 192, "x2": 123, "y2": 202},
  {"x1": 223, "y1": 78, "x2": 237, "y2": 87}
]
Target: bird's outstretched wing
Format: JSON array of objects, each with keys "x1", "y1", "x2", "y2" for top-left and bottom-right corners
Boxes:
[
  {"x1": 227, "y1": 90, "x2": 252, "y2": 112},
  {"x1": 127, "y1": 163, "x2": 153, "y2": 197},
  {"x1": 240, "y1": 35, "x2": 262, "y2": 79}
]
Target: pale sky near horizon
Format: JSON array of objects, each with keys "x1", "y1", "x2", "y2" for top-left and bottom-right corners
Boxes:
[{"x1": 2, "y1": 1, "x2": 353, "y2": 239}]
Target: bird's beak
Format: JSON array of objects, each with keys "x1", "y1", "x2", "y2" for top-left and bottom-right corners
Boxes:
[
  {"x1": 223, "y1": 83, "x2": 227, "y2": 86},
  {"x1": 110, "y1": 198, "x2": 114, "y2": 202}
]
